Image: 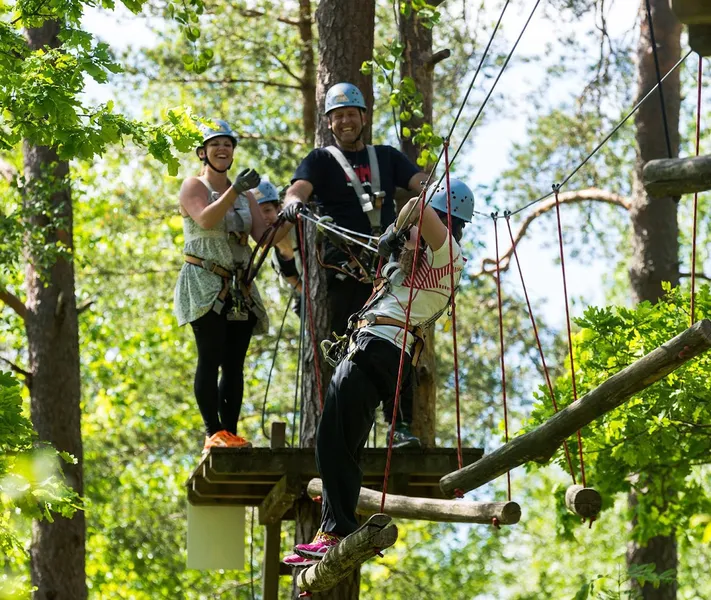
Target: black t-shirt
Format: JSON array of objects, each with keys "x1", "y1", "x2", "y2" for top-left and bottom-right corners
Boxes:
[{"x1": 291, "y1": 145, "x2": 420, "y2": 236}]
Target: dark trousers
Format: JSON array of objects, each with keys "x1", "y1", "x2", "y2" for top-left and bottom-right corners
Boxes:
[
  {"x1": 316, "y1": 333, "x2": 412, "y2": 536},
  {"x1": 189, "y1": 304, "x2": 257, "y2": 436}
]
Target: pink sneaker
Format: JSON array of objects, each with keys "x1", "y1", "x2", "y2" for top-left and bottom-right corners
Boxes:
[
  {"x1": 294, "y1": 530, "x2": 342, "y2": 559},
  {"x1": 282, "y1": 553, "x2": 318, "y2": 567}
]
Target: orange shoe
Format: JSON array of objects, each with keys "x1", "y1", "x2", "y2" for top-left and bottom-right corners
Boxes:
[{"x1": 224, "y1": 432, "x2": 252, "y2": 448}]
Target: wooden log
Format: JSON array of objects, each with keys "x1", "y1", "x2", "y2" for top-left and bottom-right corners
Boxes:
[
  {"x1": 643, "y1": 155, "x2": 711, "y2": 196},
  {"x1": 306, "y1": 478, "x2": 520, "y2": 525},
  {"x1": 565, "y1": 485, "x2": 602, "y2": 519},
  {"x1": 670, "y1": 0, "x2": 711, "y2": 25},
  {"x1": 296, "y1": 514, "x2": 398, "y2": 593},
  {"x1": 440, "y1": 320, "x2": 711, "y2": 497}
]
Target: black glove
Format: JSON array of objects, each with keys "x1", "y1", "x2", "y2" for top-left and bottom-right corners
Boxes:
[
  {"x1": 377, "y1": 224, "x2": 406, "y2": 259},
  {"x1": 282, "y1": 200, "x2": 305, "y2": 223},
  {"x1": 231, "y1": 168, "x2": 260, "y2": 195}
]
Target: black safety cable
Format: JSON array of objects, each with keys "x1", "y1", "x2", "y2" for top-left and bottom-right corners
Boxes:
[
  {"x1": 644, "y1": 0, "x2": 673, "y2": 158},
  {"x1": 260, "y1": 282, "x2": 300, "y2": 442}
]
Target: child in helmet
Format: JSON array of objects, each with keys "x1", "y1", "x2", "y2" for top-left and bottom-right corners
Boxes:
[
  {"x1": 283, "y1": 179, "x2": 474, "y2": 566},
  {"x1": 175, "y1": 118, "x2": 287, "y2": 453}
]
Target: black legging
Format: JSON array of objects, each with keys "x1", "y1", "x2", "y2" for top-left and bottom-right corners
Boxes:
[{"x1": 189, "y1": 304, "x2": 257, "y2": 437}]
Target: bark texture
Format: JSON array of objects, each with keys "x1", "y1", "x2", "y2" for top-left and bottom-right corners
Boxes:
[
  {"x1": 24, "y1": 20, "x2": 85, "y2": 600},
  {"x1": 628, "y1": 2, "x2": 682, "y2": 598},
  {"x1": 294, "y1": 1, "x2": 376, "y2": 598}
]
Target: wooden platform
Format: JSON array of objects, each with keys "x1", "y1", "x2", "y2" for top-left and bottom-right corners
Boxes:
[{"x1": 187, "y1": 446, "x2": 483, "y2": 508}]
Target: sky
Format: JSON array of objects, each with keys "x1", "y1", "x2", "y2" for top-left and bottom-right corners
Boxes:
[{"x1": 81, "y1": 0, "x2": 645, "y2": 329}]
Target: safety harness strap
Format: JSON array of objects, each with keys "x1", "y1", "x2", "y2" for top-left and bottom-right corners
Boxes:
[
  {"x1": 354, "y1": 314, "x2": 425, "y2": 366},
  {"x1": 325, "y1": 145, "x2": 383, "y2": 234}
]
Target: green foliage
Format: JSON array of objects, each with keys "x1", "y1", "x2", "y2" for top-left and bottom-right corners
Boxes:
[
  {"x1": 528, "y1": 284, "x2": 711, "y2": 543},
  {"x1": 0, "y1": 372, "x2": 81, "y2": 597},
  {"x1": 574, "y1": 563, "x2": 676, "y2": 600}
]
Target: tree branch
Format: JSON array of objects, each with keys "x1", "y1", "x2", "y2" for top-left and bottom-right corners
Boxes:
[
  {"x1": 472, "y1": 188, "x2": 631, "y2": 279},
  {"x1": 0, "y1": 356, "x2": 32, "y2": 382},
  {"x1": 0, "y1": 287, "x2": 27, "y2": 321},
  {"x1": 0, "y1": 158, "x2": 17, "y2": 182},
  {"x1": 235, "y1": 8, "x2": 308, "y2": 27},
  {"x1": 680, "y1": 271, "x2": 711, "y2": 282},
  {"x1": 426, "y1": 49, "x2": 451, "y2": 68},
  {"x1": 162, "y1": 77, "x2": 301, "y2": 90}
]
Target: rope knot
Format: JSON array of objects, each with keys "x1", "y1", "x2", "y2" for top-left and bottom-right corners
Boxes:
[
  {"x1": 491, "y1": 517, "x2": 501, "y2": 530},
  {"x1": 678, "y1": 345, "x2": 691, "y2": 359},
  {"x1": 454, "y1": 488, "x2": 464, "y2": 499}
]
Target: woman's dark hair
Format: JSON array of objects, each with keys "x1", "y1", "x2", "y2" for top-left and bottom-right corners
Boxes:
[{"x1": 434, "y1": 209, "x2": 466, "y2": 242}]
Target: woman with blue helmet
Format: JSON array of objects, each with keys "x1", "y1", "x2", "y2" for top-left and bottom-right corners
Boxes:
[
  {"x1": 175, "y1": 118, "x2": 285, "y2": 453},
  {"x1": 283, "y1": 179, "x2": 474, "y2": 566}
]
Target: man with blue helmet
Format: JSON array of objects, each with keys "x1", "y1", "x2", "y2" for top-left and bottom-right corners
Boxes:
[
  {"x1": 283, "y1": 179, "x2": 474, "y2": 567},
  {"x1": 281, "y1": 82, "x2": 428, "y2": 448},
  {"x1": 253, "y1": 178, "x2": 302, "y2": 303}
]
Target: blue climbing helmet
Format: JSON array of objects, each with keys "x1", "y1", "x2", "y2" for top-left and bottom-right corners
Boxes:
[
  {"x1": 198, "y1": 118, "x2": 239, "y2": 147},
  {"x1": 252, "y1": 179, "x2": 280, "y2": 205},
  {"x1": 426, "y1": 179, "x2": 474, "y2": 223},
  {"x1": 324, "y1": 82, "x2": 367, "y2": 115}
]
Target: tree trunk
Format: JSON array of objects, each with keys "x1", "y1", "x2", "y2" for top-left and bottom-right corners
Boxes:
[
  {"x1": 399, "y1": 9, "x2": 437, "y2": 447},
  {"x1": 627, "y1": 1, "x2": 682, "y2": 598},
  {"x1": 24, "y1": 21, "x2": 85, "y2": 600},
  {"x1": 294, "y1": 1, "x2": 375, "y2": 598},
  {"x1": 298, "y1": 0, "x2": 316, "y2": 147}
]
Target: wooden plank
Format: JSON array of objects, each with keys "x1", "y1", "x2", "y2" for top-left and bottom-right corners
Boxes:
[
  {"x1": 307, "y1": 478, "x2": 520, "y2": 525},
  {"x1": 440, "y1": 320, "x2": 711, "y2": 497},
  {"x1": 296, "y1": 514, "x2": 398, "y2": 593},
  {"x1": 643, "y1": 155, "x2": 711, "y2": 196},
  {"x1": 259, "y1": 473, "x2": 301, "y2": 525}
]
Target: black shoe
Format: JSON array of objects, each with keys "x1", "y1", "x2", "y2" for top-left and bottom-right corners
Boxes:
[{"x1": 389, "y1": 423, "x2": 421, "y2": 449}]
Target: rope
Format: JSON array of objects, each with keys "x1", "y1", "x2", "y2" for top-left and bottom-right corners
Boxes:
[
  {"x1": 553, "y1": 185, "x2": 586, "y2": 488},
  {"x1": 300, "y1": 212, "x2": 378, "y2": 254},
  {"x1": 691, "y1": 55, "x2": 703, "y2": 326},
  {"x1": 297, "y1": 216, "x2": 324, "y2": 411},
  {"x1": 380, "y1": 187, "x2": 429, "y2": 513},
  {"x1": 443, "y1": 140, "x2": 464, "y2": 472},
  {"x1": 493, "y1": 216, "x2": 511, "y2": 501},
  {"x1": 504, "y1": 214, "x2": 577, "y2": 484},
  {"x1": 243, "y1": 217, "x2": 283, "y2": 287},
  {"x1": 506, "y1": 50, "x2": 692, "y2": 219},
  {"x1": 644, "y1": 0, "x2": 673, "y2": 158},
  {"x1": 393, "y1": 0, "x2": 519, "y2": 234},
  {"x1": 260, "y1": 282, "x2": 300, "y2": 442}
]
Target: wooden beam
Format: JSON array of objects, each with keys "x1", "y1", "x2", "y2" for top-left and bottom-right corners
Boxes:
[
  {"x1": 306, "y1": 478, "x2": 520, "y2": 525},
  {"x1": 440, "y1": 320, "x2": 711, "y2": 497},
  {"x1": 296, "y1": 514, "x2": 398, "y2": 593},
  {"x1": 643, "y1": 155, "x2": 711, "y2": 196},
  {"x1": 258, "y1": 473, "x2": 301, "y2": 525},
  {"x1": 263, "y1": 422, "x2": 287, "y2": 600}
]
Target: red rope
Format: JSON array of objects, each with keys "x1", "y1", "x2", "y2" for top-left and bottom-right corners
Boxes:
[
  {"x1": 380, "y1": 189, "x2": 428, "y2": 513},
  {"x1": 553, "y1": 186, "x2": 586, "y2": 488},
  {"x1": 690, "y1": 55, "x2": 702, "y2": 326},
  {"x1": 297, "y1": 216, "x2": 324, "y2": 411},
  {"x1": 493, "y1": 217, "x2": 511, "y2": 501},
  {"x1": 504, "y1": 215, "x2": 577, "y2": 484},
  {"x1": 443, "y1": 140, "x2": 464, "y2": 471}
]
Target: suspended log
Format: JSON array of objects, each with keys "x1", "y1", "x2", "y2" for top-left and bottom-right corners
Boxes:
[
  {"x1": 643, "y1": 155, "x2": 711, "y2": 197},
  {"x1": 671, "y1": 0, "x2": 711, "y2": 56},
  {"x1": 565, "y1": 485, "x2": 602, "y2": 519},
  {"x1": 306, "y1": 478, "x2": 520, "y2": 525},
  {"x1": 440, "y1": 320, "x2": 711, "y2": 497},
  {"x1": 296, "y1": 513, "x2": 398, "y2": 593}
]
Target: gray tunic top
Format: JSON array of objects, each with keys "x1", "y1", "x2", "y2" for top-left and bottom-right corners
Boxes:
[{"x1": 173, "y1": 176, "x2": 269, "y2": 333}]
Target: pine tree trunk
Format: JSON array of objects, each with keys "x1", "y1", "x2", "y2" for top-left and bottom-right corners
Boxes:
[
  {"x1": 627, "y1": 1, "x2": 681, "y2": 598},
  {"x1": 298, "y1": 0, "x2": 316, "y2": 147},
  {"x1": 399, "y1": 6, "x2": 438, "y2": 448},
  {"x1": 23, "y1": 21, "x2": 85, "y2": 600},
  {"x1": 293, "y1": 1, "x2": 375, "y2": 598}
]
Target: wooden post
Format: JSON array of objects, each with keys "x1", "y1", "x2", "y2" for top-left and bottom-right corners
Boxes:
[
  {"x1": 296, "y1": 514, "x2": 398, "y2": 593},
  {"x1": 306, "y1": 478, "x2": 520, "y2": 525},
  {"x1": 262, "y1": 422, "x2": 287, "y2": 600},
  {"x1": 440, "y1": 320, "x2": 711, "y2": 497}
]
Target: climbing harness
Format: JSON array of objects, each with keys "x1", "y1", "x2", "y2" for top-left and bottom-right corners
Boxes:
[{"x1": 183, "y1": 254, "x2": 252, "y2": 320}]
